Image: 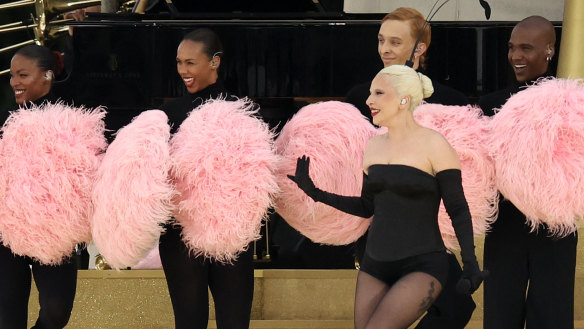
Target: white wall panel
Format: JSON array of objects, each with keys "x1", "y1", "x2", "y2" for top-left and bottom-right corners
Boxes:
[{"x1": 343, "y1": 0, "x2": 564, "y2": 21}]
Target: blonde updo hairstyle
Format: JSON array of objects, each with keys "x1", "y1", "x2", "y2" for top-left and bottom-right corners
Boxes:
[{"x1": 378, "y1": 64, "x2": 434, "y2": 112}]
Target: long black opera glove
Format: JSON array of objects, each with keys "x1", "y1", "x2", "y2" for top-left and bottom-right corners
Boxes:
[
  {"x1": 436, "y1": 169, "x2": 488, "y2": 294},
  {"x1": 287, "y1": 155, "x2": 374, "y2": 218}
]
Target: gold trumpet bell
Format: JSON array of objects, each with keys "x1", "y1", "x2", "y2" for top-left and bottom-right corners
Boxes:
[{"x1": 95, "y1": 254, "x2": 113, "y2": 270}]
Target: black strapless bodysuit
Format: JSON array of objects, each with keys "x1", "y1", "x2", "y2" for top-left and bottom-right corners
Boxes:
[
  {"x1": 364, "y1": 164, "x2": 446, "y2": 261},
  {"x1": 306, "y1": 162, "x2": 474, "y2": 286}
]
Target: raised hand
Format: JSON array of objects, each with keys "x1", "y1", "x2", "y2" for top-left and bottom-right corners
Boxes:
[{"x1": 287, "y1": 155, "x2": 319, "y2": 200}]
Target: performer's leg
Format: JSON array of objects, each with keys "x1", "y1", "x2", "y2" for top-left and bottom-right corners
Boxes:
[
  {"x1": 354, "y1": 270, "x2": 389, "y2": 329},
  {"x1": 415, "y1": 252, "x2": 475, "y2": 329},
  {"x1": 159, "y1": 224, "x2": 210, "y2": 329},
  {"x1": 31, "y1": 257, "x2": 77, "y2": 329},
  {"x1": 361, "y1": 272, "x2": 442, "y2": 329},
  {"x1": 210, "y1": 247, "x2": 254, "y2": 329},
  {"x1": 483, "y1": 203, "x2": 529, "y2": 329},
  {"x1": 0, "y1": 243, "x2": 31, "y2": 329},
  {"x1": 525, "y1": 231, "x2": 577, "y2": 329}
]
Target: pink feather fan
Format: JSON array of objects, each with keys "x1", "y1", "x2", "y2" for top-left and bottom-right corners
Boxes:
[
  {"x1": 489, "y1": 78, "x2": 584, "y2": 236},
  {"x1": 414, "y1": 103, "x2": 498, "y2": 250},
  {"x1": 170, "y1": 98, "x2": 279, "y2": 263},
  {"x1": 132, "y1": 245, "x2": 162, "y2": 269},
  {"x1": 274, "y1": 101, "x2": 377, "y2": 245},
  {"x1": 92, "y1": 110, "x2": 175, "y2": 270},
  {"x1": 0, "y1": 102, "x2": 107, "y2": 265}
]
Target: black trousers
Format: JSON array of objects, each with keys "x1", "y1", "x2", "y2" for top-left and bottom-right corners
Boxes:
[
  {"x1": 355, "y1": 233, "x2": 476, "y2": 329},
  {"x1": 483, "y1": 200, "x2": 578, "y2": 329},
  {"x1": 159, "y1": 224, "x2": 254, "y2": 329},
  {"x1": 0, "y1": 243, "x2": 77, "y2": 329}
]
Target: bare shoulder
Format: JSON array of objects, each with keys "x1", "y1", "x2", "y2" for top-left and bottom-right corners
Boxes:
[
  {"x1": 422, "y1": 128, "x2": 451, "y2": 150},
  {"x1": 421, "y1": 128, "x2": 461, "y2": 172}
]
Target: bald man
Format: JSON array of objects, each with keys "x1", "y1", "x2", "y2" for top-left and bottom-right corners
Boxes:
[
  {"x1": 479, "y1": 15, "x2": 556, "y2": 113},
  {"x1": 478, "y1": 16, "x2": 577, "y2": 329}
]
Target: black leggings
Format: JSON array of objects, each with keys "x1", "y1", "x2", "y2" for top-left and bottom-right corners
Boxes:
[
  {"x1": 159, "y1": 224, "x2": 254, "y2": 329},
  {"x1": 0, "y1": 243, "x2": 77, "y2": 329}
]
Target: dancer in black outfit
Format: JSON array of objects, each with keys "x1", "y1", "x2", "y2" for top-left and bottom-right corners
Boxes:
[
  {"x1": 344, "y1": 8, "x2": 476, "y2": 329},
  {"x1": 0, "y1": 45, "x2": 78, "y2": 329},
  {"x1": 346, "y1": 7, "x2": 468, "y2": 119},
  {"x1": 478, "y1": 16, "x2": 577, "y2": 329},
  {"x1": 290, "y1": 64, "x2": 485, "y2": 329},
  {"x1": 158, "y1": 28, "x2": 254, "y2": 329}
]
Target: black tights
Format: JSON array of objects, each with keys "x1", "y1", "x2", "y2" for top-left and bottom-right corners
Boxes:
[
  {"x1": 159, "y1": 224, "x2": 254, "y2": 329},
  {"x1": 355, "y1": 234, "x2": 475, "y2": 329},
  {"x1": 354, "y1": 271, "x2": 442, "y2": 329},
  {"x1": 0, "y1": 243, "x2": 77, "y2": 329}
]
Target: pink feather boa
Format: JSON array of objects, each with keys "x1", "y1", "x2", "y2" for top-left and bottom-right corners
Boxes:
[
  {"x1": 414, "y1": 103, "x2": 498, "y2": 249},
  {"x1": 0, "y1": 102, "x2": 107, "y2": 265},
  {"x1": 91, "y1": 110, "x2": 175, "y2": 270},
  {"x1": 274, "y1": 101, "x2": 376, "y2": 245},
  {"x1": 170, "y1": 99, "x2": 279, "y2": 263},
  {"x1": 489, "y1": 78, "x2": 584, "y2": 236}
]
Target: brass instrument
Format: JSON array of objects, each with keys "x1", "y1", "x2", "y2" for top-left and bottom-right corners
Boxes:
[
  {"x1": 0, "y1": 0, "x2": 101, "y2": 75},
  {"x1": 95, "y1": 253, "x2": 112, "y2": 270},
  {"x1": 557, "y1": 0, "x2": 584, "y2": 79}
]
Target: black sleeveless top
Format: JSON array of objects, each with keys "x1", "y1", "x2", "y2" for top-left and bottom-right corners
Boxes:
[{"x1": 364, "y1": 164, "x2": 445, "y2": 261}]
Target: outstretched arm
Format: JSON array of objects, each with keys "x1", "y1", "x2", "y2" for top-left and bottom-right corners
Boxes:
[{"x1": 287, "y1": 156, "x2": 374, "y2": 218}]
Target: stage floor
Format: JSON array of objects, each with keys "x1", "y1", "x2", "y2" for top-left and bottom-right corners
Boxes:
[{"x1": 25, "y1": 235, "x2": 584, "y2": 328}]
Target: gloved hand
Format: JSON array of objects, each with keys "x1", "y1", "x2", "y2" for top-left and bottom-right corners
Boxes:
[
  {"x1": 456, "y1": 259, "x2": 489, "y2": 294},
  {"x1": 287, "y1": 155, "x2": 320, "y2": 200}
]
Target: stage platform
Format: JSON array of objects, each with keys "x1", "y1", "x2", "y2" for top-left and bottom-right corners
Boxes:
[{"x1": 26, "y1": 236, "x2": 584, "y2": 328}]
